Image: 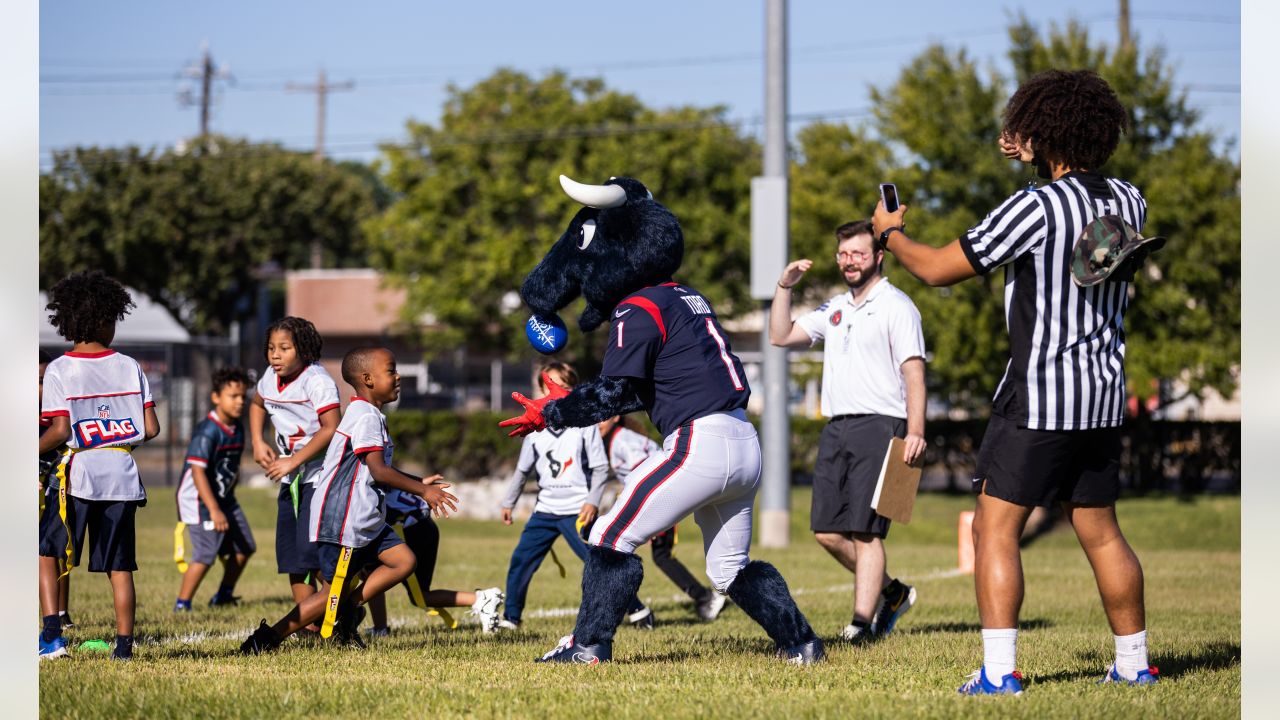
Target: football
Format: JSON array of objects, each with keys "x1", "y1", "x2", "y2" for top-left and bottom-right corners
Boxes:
[{"x1": 525, "y1": 314, "x2": 568, "y2": 354}]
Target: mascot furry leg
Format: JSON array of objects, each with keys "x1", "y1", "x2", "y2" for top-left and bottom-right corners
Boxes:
[
  {"x1": 726, "y1": 561, "x2": 824, "y2": 663},
  {"x1": 536, "y1": 546, "x2": 643, "y2": 664}
]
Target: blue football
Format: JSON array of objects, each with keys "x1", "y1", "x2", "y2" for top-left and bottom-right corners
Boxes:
[{"x1": 525, "y1": 314, "x2": 568, "y2": 354}]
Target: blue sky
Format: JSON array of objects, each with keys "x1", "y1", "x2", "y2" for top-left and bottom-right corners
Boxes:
[{"x1": 39, "y1": 1, "x2": 1240, "y2": 169}]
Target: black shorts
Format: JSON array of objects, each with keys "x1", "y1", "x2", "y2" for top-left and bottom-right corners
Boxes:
[
  {"x1": 39, "y1": 488, "x2": 68, "y2": 558},
  {"x1": 399, "y1": 517, "x2": 439, "y2": 591},
  {"x1": 275, "y1": 483, "x2": 320, "y2": 575},
  {"x1": 973, "y1": 413, "x2": 1122, "y2": 507},
  {"x1": 66, "y1": 498, "x2": 139, "y2": 572},
  {"x1": 317, "y1": 524, "x2": 405, "y2": 584},
  {"x1": 810, "y1": 414, "x2": 906, "y2": 538}
]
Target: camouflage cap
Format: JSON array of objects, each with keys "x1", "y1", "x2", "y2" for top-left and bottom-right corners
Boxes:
[{"x1": 1070, "y1": 214, "x2": 1166, "y2": 287}]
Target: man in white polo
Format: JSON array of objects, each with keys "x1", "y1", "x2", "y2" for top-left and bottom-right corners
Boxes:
[{"x1": 770, "y1": 219, "x2": 927, "y2": 643}]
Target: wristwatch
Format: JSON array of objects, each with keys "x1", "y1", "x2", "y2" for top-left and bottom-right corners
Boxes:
[{"x1": 879, "y1": 226, "x2": 903, "y2": 248}]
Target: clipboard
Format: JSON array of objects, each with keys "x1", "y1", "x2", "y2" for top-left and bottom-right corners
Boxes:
[{"x1": 870, "y1": 436, "x2": 922, "y2": 524}]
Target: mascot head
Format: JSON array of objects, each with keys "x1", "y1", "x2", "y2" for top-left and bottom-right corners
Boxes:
[{"x1": 521, "y1": 175, "x2": 684, "y2": 332}]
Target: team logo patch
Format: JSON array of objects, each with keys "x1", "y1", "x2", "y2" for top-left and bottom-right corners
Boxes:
[
  {"x1": 829, "y1": 310, "x2": 842, "y2": 326},
  {"x1": 74, "y1": 417, "x2": 140, "y2": 447},
  {"x1": 98, "y1": 404, "x2": 111, "y2": 419}
]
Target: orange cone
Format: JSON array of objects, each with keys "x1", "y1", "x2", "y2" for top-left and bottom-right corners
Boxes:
[{"x1": 958, "y1": 510, "x2": 975, "y2": 573}]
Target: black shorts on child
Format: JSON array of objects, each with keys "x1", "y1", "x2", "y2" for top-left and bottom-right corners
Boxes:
[
  {"x1": 317, "y1": 523, "x2": 404, "y2": 584},
  {"x1": 275, "y1": 483, "x2": 320, "y2": 575},
  {"x1": 38, "y1": 488, "x2": 68, "y2": 559},
  {"x1": 66, "y1": 497, "x2": 140, "y2": 572}
]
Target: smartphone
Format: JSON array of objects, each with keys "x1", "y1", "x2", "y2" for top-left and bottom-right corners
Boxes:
[{"x1": 880, "y1": 183, "x2": 899, "y2": 213}]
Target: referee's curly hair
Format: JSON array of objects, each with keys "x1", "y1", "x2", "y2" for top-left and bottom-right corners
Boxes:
[
  {"x1": 1001, "y1": 69, "x2": 1129, "y2": 172},
  {"x1": 45, "y1": 270, "x2": 135, "y2": 344},
  {"x1": 264, "y1": 316, "x2": 323, "y2": 366}
]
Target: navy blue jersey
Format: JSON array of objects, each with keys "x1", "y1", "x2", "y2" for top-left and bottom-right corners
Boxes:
[
  {"x1": 181, "y1": 412, "x2": 245, "y2": 502},
  {"x1": 602, "y1": 283, "x2": 750, "y2": 437}
]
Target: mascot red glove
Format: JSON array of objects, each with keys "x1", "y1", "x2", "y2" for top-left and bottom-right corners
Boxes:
[{"x1": 499, "y1": 371, "x2": 570, "y2": 437}]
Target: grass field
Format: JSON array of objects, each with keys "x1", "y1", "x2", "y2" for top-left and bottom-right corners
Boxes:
[{"x1": 39, "y1": 487, "x2": 1240, "y2": 719}]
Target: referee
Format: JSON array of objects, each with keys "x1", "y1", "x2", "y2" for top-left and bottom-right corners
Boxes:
[{"x1": 870, "y1": 69, "x2": 1159, "y2": 694}]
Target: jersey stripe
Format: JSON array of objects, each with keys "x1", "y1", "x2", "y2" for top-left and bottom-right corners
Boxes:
[
  {"x1": 600, "y1": 425, "x2": 692, "y2": 549},
  {"x1": 619, "y1": 297, "x2": 667, "y2": 342}
]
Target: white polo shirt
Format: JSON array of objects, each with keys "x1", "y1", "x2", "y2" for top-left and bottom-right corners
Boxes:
[{"x1": 796, "y1": 278, "x2": 926, "y2": 419}]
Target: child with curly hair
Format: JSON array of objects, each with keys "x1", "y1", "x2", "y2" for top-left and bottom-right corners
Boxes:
[{"x1": 39, "y1": 271, "x2": 160, "y2": 660}]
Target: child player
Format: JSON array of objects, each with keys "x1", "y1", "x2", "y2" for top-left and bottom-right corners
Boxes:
[
  {"x1": 38, "y1": 271, "x2": 160, "y2": 661},
  {"x1": 364, "y1": 490, "x2": 505, "y2": 635},
  {"x1": 174, "y1": 367, "x2": 256, "y2": 610},
  {"x1": 598, "y1": 415, "x2": 727, "y2": 622},
  {"x1": 38, "y1": 350, "x2": 74, "y2": 632},
  {"x1": 240, "y1": 347, "x2": 458, "y2": 653},
  {"x1": 496, "y1": 362, "x2": 654, "y2": 631},
  {"x1": 249, "y1": 317, "x2": 340, "y2": 610}
]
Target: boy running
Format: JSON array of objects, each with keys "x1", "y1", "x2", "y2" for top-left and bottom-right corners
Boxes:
[
  {"x1": 39, "y1": 271, "x2": 160, "y2": 661},
  {"x1": 174, "y1": 367, "x2": 256, "y2": 611},
  {"x1": 240, "y1": 347, "x2": 457, "y2": 653}
]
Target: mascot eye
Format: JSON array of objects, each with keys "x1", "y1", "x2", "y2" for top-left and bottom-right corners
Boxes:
[{"x1": 577, "y1": 219, "x2": 597, "y2": 250}]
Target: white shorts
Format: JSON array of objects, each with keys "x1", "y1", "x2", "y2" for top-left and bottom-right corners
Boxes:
[{"x1": 589, "y1": 410, "x2": 761, "y2": 591}]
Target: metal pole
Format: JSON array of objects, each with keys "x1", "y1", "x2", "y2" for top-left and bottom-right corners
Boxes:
[{"x1": 759, "y1": 0, "x2": 791, "y2": 548}]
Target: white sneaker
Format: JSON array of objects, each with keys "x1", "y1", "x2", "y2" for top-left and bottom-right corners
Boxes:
[
  {"x1": 495, "y1": 618, "x2": 520, "y2": 631},
  {"x1": 469, "y1": 587, "x2": 505, "y2": 633},
  {"x1": 697, "y1": 591, "x2": 728, "y2": 621},
  {"x1": 839, "y1": 623, "x2": 874, "y2": 644}
]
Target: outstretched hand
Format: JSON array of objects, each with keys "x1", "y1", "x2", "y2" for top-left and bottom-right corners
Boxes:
[{"x1": 498, "y1": 371, "x2": 570, "y2": 437}]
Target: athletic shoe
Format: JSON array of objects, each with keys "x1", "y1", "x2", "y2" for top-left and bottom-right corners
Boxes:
[
  {"x1": 958, "y1": 667, "x2": 1024, "y2": 695},
  {"x1": 697, "y1": 591, "x2": 728, "y2": 622},
  {"x1": 873, "y1": 579, "x2": 916, "y2": 635},
  {"x1": 334, "y1": 604, "x2": 368, "y2": 649},
  {"x1": 39, "y1": 635, "x2": 69, "y2": 660},
  {"x1": 535, "y1": 634, "x2": 612, "y2": 664},
  {"x1": 495, "y1": 619, "x2": 521, "y2": 631},
  {"x1": 1099, "y1": 664, "x2": 1160, "y2": 685},
  {"x1": 239, "y1": 621, "x2": 282, "y2": 655},
  {"x1": 208, "y1": 590, "x2": 241, "y2": 608},
  {"x1": 626, "y1": 606, "x2": 656, "y2": 630},
  {"x1": 59, "y1": 612, "x2": 75, "y2": 629},
  {"x1": 776, "y1": 638, "x2": 826, "y2": 665},
  {"x1": 173, "y1": 599, "x2": 192, "y2": 613},
  {"x1": 365, "y1": 626, "x2": 391, "y2": 638},
  {"x1": 469, "y1": 587, "x2": 505, "y2": 634},
  {"x1": 838, "y1": 623, "x2": 877, "y2": 645}
]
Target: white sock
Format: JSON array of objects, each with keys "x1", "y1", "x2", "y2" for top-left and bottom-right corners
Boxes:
[
  {"x1": 982, "y1": 628, "x2": 1018, "y2": 680},
  {"x1": 1113, "y1": 630, "x2": 1149, "y2": 680}
]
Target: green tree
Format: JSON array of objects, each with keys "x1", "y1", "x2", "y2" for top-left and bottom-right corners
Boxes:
[
  {"x1": 367, "y1": 68, "x2": 760, "y2": 362},
  {"x1": 40, "y1": 136, "x2": 377, "y2": 335}
]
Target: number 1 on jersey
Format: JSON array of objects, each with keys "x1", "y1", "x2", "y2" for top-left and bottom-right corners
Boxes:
[{"x1": 705, "y1": 319, "x2": 744, "y2": 391}]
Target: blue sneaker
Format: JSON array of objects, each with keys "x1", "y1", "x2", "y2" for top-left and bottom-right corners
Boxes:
[
  {"x1": 535, "y1": 635, "x2": 612, "y2": 664},
  {"x1": 174, "y1": 599, "x2": 192, "y2": 612},
  {"x1": 208, "y1": 591, "x2": 241, "y2": 608},
  {"x1": 958, "y1": 667, "x2": 1024, "y2": 695},
  {"x1": 39, "y1": 635, "x2": 69, "y2": 660},
  {"x1": 776, "y1": 638, "x2": 826, "y2": 665},
  {"x1": 1100, "y1": 664, "x2": 1160, "y2": 685}
]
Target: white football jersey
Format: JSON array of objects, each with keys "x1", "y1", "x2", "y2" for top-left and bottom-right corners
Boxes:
[
  {"x1": 256, "y1": 363, "x2": 340, "y2": 485},
  {"x1": 604, "y1": 425, "x2": 661, "y2": 485},
  {"x1": 505, "y1": 426, "x2": 609, "y2": 516},
  {"x1": 309, "y1": 398, "x2": 393, "y2": 548},
  {"x1": 40, "y1": 349, "x2": 153, "y2": 501}
]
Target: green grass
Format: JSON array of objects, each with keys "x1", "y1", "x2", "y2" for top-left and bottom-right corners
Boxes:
[{"x1": 40, "y1": 488, "x2": 1240, "y2": 719}]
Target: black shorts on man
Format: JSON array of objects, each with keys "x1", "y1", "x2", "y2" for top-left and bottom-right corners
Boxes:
[
  {"x1": 973, "y1": 413, "x2": 1121, "y2": 507},
  {"x1": 810, "y1": 414, "x2": 906, "y2": 537}
]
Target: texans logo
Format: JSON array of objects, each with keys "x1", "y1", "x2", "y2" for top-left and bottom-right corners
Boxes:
[{"x1": 829, "y1": 310, "x2": 842, "y2": 326}]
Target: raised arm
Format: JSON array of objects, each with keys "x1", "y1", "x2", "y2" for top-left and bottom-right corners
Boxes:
[
  {"x1": 871, "y1": 202, "x2": 977, "y2": 287},
  {"x1": 770, "y1": 260, "x2": 819, "y2": 348}
]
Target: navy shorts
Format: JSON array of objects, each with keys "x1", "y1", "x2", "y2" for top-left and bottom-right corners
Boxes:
[
  {"x1": 973, "y1": 413, "x2": 1122, "y2": 508},
  {"x1": 275, "y1": 483, "x2": 320, "y2": 575},
  {"x1": 187, "y1": 503, "x2": 257, "y2": 565},
  {"x1": 38, "y1": 488, "x2": 68, "y2": 558},
  {"x1": 65, "y1": 498, "x2": 139, "y2": 573},
  {"x1": 810, "y1": 414, "x2": 905, "y2": 538},
  {"x1": 317, "y1": 524, "x2": 405, "y2": 584}
]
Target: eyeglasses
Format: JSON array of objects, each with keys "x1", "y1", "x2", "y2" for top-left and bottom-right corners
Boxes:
[{"x1": 836, "y1": 250, "x2": 875, "y2": 262}]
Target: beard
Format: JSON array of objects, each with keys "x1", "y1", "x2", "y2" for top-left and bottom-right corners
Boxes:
[{"x1": 842, "y1": 265, "x2": 876, "y2": 290}]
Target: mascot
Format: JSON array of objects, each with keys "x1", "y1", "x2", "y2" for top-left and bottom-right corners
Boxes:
[{"x1": 500, "y1": 175, "x2": 824, "y2": 665}]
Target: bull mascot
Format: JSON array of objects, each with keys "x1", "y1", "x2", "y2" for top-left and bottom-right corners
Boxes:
[{"x1": 501, "y1": 175, "x2": 824, "y2": 665}]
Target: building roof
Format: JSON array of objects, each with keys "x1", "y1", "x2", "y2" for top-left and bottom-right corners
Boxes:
[
  {"x1": 39, "y1": 289, "x2": 191, "y2": 345},
  {"x1": 285, "y1": 269, "x2": 410, "y2": 337}
]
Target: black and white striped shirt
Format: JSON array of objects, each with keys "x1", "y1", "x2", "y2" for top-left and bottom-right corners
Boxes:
[{"x1": 960, "y1": 171, "x2": 1148, "y2": 431}]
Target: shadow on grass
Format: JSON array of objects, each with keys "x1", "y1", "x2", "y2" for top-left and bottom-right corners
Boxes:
[
  {"x1": 1034, "y1": 641, "x2": 1240, "y2": 684},
  {"x1": 901, "y1": 617, "x2": 1054, "y2": 634}
]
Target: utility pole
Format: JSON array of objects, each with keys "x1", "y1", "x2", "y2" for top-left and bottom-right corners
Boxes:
[
  {"x1": 1119, "y1": 0, "x2": 1132, "y2": 52},
  {"x1": 178, "y1": 41, "x2": 231, "y2": 137},
  {"x1": 286, "y1": 69, "x2": 355, "y2": 162},
  {"x1": 287, "y1": 69, "x2": 354, "y2": 267},
  {"x1": 751, "y1": 0, "x2": 791, "y2": 548}
]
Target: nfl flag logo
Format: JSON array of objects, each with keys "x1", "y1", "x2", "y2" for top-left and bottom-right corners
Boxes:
[{"x1": 98, "y1": 404, "x2": 111, "y2": 419}]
